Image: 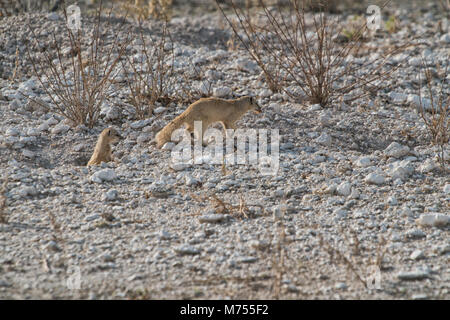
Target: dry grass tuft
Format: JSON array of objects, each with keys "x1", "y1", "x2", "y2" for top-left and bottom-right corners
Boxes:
[
  {"x1": 190, "y1": 191, "x2": 265, "y2": 220},
  {"x1": 418, "y1": 59, "x2": 449, "y2": 168},
  {"x1": 217, "y1": 0, "x2": 405, "y2": 107},
  {"x1": 319, "y1": 227, "x2": 390, "y2": 289},
  {"x1": 122, "y1": 18, "x2": 175, "y2": 119},
  {"x1": 25, "y1": 0, "x2": 132, "y2": 128}
]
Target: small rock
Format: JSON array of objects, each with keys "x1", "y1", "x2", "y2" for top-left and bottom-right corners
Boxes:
[
  {"x1": 198, "y1": 214, "x2": 226, "y2": 224},
  {"x1": 174, "y1": 245, "x2": 201, "y2": 255},
  {"x1": 336, "y1": 182, "x2": 351, "y2": 197},
  {"x1": 356, "y1": 156, "x2": 372, "y2": 167},
  {"x1": 51, "y1": 123, "x2": 70, "y2": 135},
  {"x1": 90, "y1": 169, "x2": 117, "y2": 183},
  {"x1": 316, "y1": 133, "x2": 332, "y2": 146},
  {"x1": 365, "y1": 173, "x2": 385, "y2": 185},
  {"x1": 397, "y1": 270, "x2": 429, "y2": 281},
  {"x1": 416, "y1": 213, "x2": 450, "y2": 228},
  {"x1": 185, "y1": 175, "x2": 199, "y2": 187},
  {"x1": 104, "y1": 189, "x2": 118, "y2": 201},
  {"x1": 443, "y1": 184, "x2": 450, "y2": 194},
  {"x1": 410, "y1": 250, "x2": 425, "y2": 260},
  {"x1": 335, "y1": 282, "x2": 348, "y2": 290},
  {"x1": 237, "y1": 256, "x2": 257, "y2": 263},
  {"x1": 160, "y1": 230, "x2": 172, "y2": 240},
  {"x1": 153, "y1": 107, "x2": 166, "y2": 114},
  {"x1": 213, "y1": 86, "x2": 231, "y2": 98},
  {"x1": 384, "y1": 142, "x2": 409, "y2": 158},
  {"x1": 162, "y1": 142, "x2": 175, "y2": 151},
  {"x1": 419, "y1": 159, "x2": 437, "y2": 173},
  {"x1": 406, "y1": 229, "x2": 426, "y2": 240}
]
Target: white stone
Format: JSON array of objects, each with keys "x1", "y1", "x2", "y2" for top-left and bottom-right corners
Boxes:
[
  {"x1": 384, "y1": 142, "x2": 409, "y2": 158},
  {"x1": 416, "y1": 213, "x2": 450, "y2": 227},
  {"x1": 387, "y1": 196, "x2": 398, "y2": 206},
  {"x1": 17, "y1": 186, "x2": 38, "y2": 197},
  {"x1": 153, "y1": 107, "x2": 166, "y2": 114},
  {"x1": 27, "y1": 128, "x2": 40, "y2": 136},
  {"x1": 259, "y1": 89, "x2": 272, "y2": 98},
  {"x1": 51, "y1": 123, "x2": 70, "y2": 134},
  {"x1": 356, "y1": 156, "x2": 372, "y2": 167},
  {"x1": 174, "y1": 245, "x2": 201, "y2": 255},
  {"x1": 104, "y1": 189, "x2": 118, "y2": 201},
  {"x1": 389, "y1": 92, "x2": 408, "y2": 104},
  {"x1": 336, "y1": 182, "x2": 352, "y2": 197},
  {"x1": 440, "y1": 33, "x2": 450, "y2": 44},
  {"x1": 185, "y1": 175, "x2": 199, "y2": 186},
  {"x1": 388, "y1": 160, "x2": 414, "y2": 180},
  {"x1": 90, "y1": 168, "x2": 117, "y2": 183},
  {"x1": 319, "y1": 112, "x2": 332, "y2": 126},
  {"x1": 309, "y1": 104, "x2": 321, "y2": 111},
  {"x1": 161, "y1": 142, "x2": 175, "y2": 151},
  {"x1": 198, "y1": 214, "x2": 226, "y2": 224},
  {"x1": 213, "y1": 86, "x2": 231, "y2": 98},
  {"x1": 444, "y1": 184, "x2": 450, "y2": 194},
  {"x1": 397, "y1": 270, "x2": 429, "y2": 281},
  {"x1": 419, "y1": 158, "x2": 437, "y2": 173},
  {"x1": 410, "y1": 250, "x2": 424, "y2": 260},
  {"x1": 46, "y1": 117, "x2": 58, "y2": 126},
  {"x1": 130, "y1": 119, "x2": 151, "y2": 129},
  {"x1": 316, "y1": 133, "x2": 332, "y2": 146},
  {"x1": 365, "y1": 172, "x2": 386, "y2": 185},
  {"x1": 6, "y1": 128, "x2": 19, "y2": 136},
  {"x1": 22, "y1": 149, "x2": 35, "y2": 158}
]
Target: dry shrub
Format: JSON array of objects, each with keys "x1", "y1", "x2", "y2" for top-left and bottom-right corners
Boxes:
[
  {"x1": 319, "y1": 227, "x2": 389, "y2": 289},
  {"x1": 26, "y1": 1, "x2": 132, "y2": 128},
  {"x1": 190, "y1": 191, "x2": 265, "y2": 219},
  {"x1": 121, "y1": 19, "x2": 175, "y2": 119},
  {"x1": 111, "y1": 0, "x2": 173, "y2": 20},
  {"x1": 217, "y1": 0, "x2": 405, "y2": 107},
  {"x1": 180, "y1": 64, "x2": 214, "y2": 104},
  {"x1": 418, "y1": 59, "x2": 449, "y2": 167}
]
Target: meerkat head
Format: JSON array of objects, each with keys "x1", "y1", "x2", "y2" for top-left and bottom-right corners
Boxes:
[
  {"x1": 103, "y1": 127, "x2": 122, "y2": 144},
  {"x1": 242, "y1": 96, "x2": 262, "y2": 114}
]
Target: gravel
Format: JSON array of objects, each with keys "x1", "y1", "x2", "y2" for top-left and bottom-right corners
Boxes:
[{"x1": 0, "y1": 2, "x2": 448, "y2": 300}]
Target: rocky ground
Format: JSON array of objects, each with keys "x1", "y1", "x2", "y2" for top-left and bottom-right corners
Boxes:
[{"x1": 0, "y1": 1, "x2": 449, "y2": 299}]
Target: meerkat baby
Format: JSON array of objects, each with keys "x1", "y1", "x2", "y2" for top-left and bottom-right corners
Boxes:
[
  {"x1": 155, "y1": 96, "x2": 262, "y2": 148},
  {"x1": 87, "y1": 127, "x2": 122, "y2": 166}
]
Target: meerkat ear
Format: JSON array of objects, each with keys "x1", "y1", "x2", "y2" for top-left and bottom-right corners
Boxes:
[
  {"x1": 107, "y1": 129, "x2": 111, "y2": 136},
  {"x1": 250, "y1": 96, "x2": 254, "y2": 104}
]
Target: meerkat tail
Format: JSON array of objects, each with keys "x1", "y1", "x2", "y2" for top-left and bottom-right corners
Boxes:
[{"x1": 155, "y1": 113, "x2": 187, "y2": 148}]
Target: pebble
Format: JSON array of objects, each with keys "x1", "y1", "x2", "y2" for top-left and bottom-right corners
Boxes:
[
  {"x1": 174, "y1": 245, "x2": 201, "y2": 255},
  {"x1": 90, "y1": 169, "x2": 117, "y2": 183},
  {"x1": 104, "y1": 189, "x2": 119, "y2": 201},
  {"x1": 213, "y1": 86, "x2": 231, "y2": 97},
  {"x1": 336, "y1": 182, "x2": 351, "y2": 197},
  {"x1": 397, "y1": 270, "x2": 429, "y2": 281},
  {"x1": 410, "y1": 250, "x2": 425, "y2": 260},
  {"x1": 384, "y1": 142, "x2": 409, "y2": 158},
  {"x1": 198, "y1": 214, "x2": 226, "y2": 224},
  {"x1": 416, "y1": 213, "x2": 450, "y2": 228},
  {"x1": 365, "y1": 173, "x2": 385, "y2": 185}
]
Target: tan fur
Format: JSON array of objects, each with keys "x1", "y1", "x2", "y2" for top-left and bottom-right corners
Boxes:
[
  {"x1": 87, "y1": 128, "x2": 122, "y2": 166},
  {"x1": 155, "y1": 96, "x2": 262, "y2": 148}
]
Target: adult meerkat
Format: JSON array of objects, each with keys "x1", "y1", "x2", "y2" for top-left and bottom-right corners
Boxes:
[
  {"x1": 155, "y1": 96, "x2": 262, "y2": 148},
  {"x1": 87, "y1": 127, "x2": 122, "y2": 166}
]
